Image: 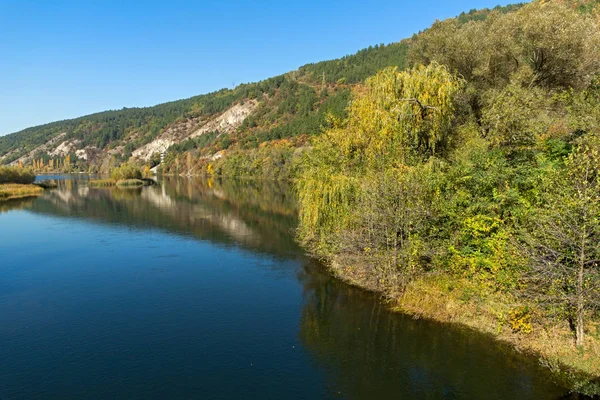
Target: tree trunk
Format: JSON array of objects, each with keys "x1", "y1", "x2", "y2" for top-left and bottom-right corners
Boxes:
[
  {"x1": 575, "y1": 261, "x2": 585, "y2": 347},
  {"x1": 576, "y1": 232, "x2": 586, "y2": 347},
  {"x1": 576, "y1": 302, "x2": 584, "y2": 348}
]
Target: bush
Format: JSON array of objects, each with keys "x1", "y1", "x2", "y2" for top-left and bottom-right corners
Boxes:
[
  {"x1": 0, "y1": 166, "x2": 35, "y2": 184},
  {"x1": 110, "y1": 164, "x2": 142, "y2": 181},
  {"x1": 508, "y1": 306, "x2": 533, "y2": 334}
]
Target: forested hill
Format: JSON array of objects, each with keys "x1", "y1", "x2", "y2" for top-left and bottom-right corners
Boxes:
[{"x1": 0, "y1": 2, "x2": 528, "y2": 173}]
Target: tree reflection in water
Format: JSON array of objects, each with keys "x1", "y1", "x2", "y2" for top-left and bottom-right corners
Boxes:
[{"x1": 297, "y1": 261, "x2": 568, "y2": 400}]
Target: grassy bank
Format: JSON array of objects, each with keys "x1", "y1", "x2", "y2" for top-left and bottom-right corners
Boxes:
[{"x1": 0, "y1": 184, "x2": 43, "y2": 201}]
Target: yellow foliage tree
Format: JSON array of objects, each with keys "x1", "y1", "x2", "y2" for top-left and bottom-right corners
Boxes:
[{"x1": 298, "y1": 63, "x2": 462, "y2": 245}]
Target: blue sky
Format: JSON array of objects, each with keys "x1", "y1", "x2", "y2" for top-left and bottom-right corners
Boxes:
[{"x1": 0, "y1": 0, "x2": 518, "y2": 136}]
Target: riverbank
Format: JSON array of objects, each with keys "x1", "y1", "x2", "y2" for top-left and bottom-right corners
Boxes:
[
  {"x1": 328, "y1": 260, "x2": 600, "y2": 395},
  {"x1": 0, "y1": 184, "x2": 43, "y2": 201}
]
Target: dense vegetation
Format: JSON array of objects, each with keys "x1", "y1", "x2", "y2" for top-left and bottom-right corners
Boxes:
[
  {"x1": 0, "y1": 166, "x2": 35, "y2": 184},
  {"x1": 0, "y1": 166, "x2": 42, "y2": 201},
  {"x1": 110, "y1": 164, "x2": 142, "y2": 181},
  {"x1": 296, "y1": 1, "x2": 600, "y2": 390},
  {"x1": 88, "y1": 163, "x2": 147, "y2": 187}
]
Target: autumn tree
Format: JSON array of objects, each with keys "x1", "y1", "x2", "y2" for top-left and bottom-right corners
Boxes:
[{"x1": 298, "y1": 63, "x2": 461, "y2": 292}]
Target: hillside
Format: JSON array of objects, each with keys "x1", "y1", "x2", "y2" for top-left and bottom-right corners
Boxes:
[{"x1": 0, "y1": 3, "x2": 526, "y2": 175}]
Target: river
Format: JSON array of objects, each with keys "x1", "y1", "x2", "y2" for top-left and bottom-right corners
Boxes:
[{"x1": 0, "y1": 176, "x2": 575, "y2": 399}]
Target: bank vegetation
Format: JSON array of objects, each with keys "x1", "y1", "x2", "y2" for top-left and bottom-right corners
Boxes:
[
  {"x1": 0, "y1": 166, "x2": 43, "y2": 201},
  {"x1": 296, "y1": 2, "x2": 600, "y2": 394}
]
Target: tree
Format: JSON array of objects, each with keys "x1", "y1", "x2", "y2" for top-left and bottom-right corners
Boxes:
[
  {"x1": 186, "y1": 152, "x2": 193, "y2": 175},
  {"x1": 298, "y1": 63, "x2": 461, "y2": 292},
  {"x1": 411, "y1": 2, "x2": 600, "y2": 91},
  {"x1": 346, "y1": 63, "x2": 463, "y2": 164},
  {"x1": 523, "y1": 134, "x2": 600, "y2": 347},
  {"x1": 110, "y1": 163, "x2": 142, "y2": 180},
  {"x1": 481, "y1": 82, "x2": 551, "y2": 148}
]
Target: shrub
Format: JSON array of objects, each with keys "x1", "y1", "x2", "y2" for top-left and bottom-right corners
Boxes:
[
  {"x1": 508, "y1": 306, "x2": 533, "y2": 334},
  {"x1": 110, "y1": 164, "x2": 142, "y2": 181},
  {"x1": 0, "y1": 166, "x2": 35, "y2": 184}
]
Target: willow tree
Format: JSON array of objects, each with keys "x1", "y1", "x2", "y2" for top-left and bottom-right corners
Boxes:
[{"x1": 298, "y1": 64, "x2": 462, "y2": 290}]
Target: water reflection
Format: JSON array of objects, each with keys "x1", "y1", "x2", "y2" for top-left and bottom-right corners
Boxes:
[
  {"x1": 298, "y1": 262, "x2": 570, "y2": 399},
  {"x1": 27, "y1": 176, "x2": 300, "y2": 258},
  {"x1": 0, "y1": 197, "x2": 36, "y2": 215},
  {"x1": 0, "y1": 176, "x2": 575, "y2": 399}
]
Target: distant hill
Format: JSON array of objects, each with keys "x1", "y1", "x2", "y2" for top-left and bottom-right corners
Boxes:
[{"x1": 2, "y1": 1, "x2": 591, "y2": 175}]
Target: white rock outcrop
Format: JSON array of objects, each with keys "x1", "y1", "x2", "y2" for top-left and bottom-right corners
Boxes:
[{"x1": 131, "y1": 100, "x2": 258, "y2": 162}]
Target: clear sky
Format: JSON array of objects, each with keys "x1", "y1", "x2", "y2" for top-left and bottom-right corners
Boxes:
[{"x1": 0, "y1": 0, "x2": 518, "y2": 136}]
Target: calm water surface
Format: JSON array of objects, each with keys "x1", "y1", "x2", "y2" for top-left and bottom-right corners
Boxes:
[{"x1": 0, "y1": 176, "x2": 573, "y2": 399}]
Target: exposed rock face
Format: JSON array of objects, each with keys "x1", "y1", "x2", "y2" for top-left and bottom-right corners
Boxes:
[
  {"x1": 75, "y1": 148, "x2": 90, "y2": 161},
  {"x1": 5, "y1": 133, "x2": 100, "y2": 165},
  {"x1": 132, "y1": 138, "x2": 176, "y2": 161},
  {"x1": 210, "y1": 150, "x2": 225, "y2": 161},
  {"x1": 190, "y1": 100, "x2": 258, "y2": 139},
  {"x1": 132, "y1": 100, "x2": 258, "y2": 162},
  {"x1": 11, "y1": 133, "x2": 67, "y2": 165},
  {"x1": 49, "y1": 139, "x2": 81, "y2": 158}
]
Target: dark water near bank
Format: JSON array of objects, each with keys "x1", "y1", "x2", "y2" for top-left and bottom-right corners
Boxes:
[{"x1": 0, "y1": 176, "x2": 573, "y2": 399}]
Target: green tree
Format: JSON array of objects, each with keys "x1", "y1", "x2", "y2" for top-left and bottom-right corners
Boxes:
[
  {"x1": 411, "y1": 2, "x2": 600, "y2": 91},
  {"x1": 481, "y1": 82, "x2": 551, "y2": 148},
  {"x1": 523, "y1": 134, "x2": 600, "y2": 347}
]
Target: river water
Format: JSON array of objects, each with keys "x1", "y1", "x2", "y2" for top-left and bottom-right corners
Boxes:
[{"x1": 0, "y1": 176, "x2": 574, "y2": 399}]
